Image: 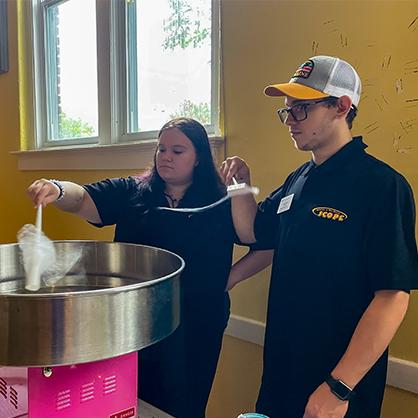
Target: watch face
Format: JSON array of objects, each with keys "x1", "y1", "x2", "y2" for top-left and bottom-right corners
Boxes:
[
  {"x1": 333, "y1": 380, "x2": 352, "y2": 400},
  {"x1": 326, "y1": 375, "x2": 353, "y2": 401}
]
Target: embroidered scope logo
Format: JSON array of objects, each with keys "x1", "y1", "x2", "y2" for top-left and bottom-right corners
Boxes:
[{"x1": 312, "y1": 207, "x2": 347, "y2": 222}]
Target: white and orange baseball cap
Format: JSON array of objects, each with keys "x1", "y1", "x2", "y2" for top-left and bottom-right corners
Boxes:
[{"x1": 264, "y1": 55, "x2": 362, "y2": 107}]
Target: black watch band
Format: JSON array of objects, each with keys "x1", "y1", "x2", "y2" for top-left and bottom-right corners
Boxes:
[{"x1": 325, "y1": 375, "x2": 354, "y2": 401}]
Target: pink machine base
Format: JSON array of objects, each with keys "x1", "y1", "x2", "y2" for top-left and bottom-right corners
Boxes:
[{"x1": 0, "y1": 352, "x2": 138, "y2": 418}]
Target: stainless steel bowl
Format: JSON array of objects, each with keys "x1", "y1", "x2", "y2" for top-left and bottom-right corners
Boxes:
[{"x1": 0, "y1": 241, "x2": 184, "y2": 367}]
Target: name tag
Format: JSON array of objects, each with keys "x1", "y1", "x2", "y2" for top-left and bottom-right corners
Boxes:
[{"x1": 277, "y1": 194, "x2": 294, "y2": 214}]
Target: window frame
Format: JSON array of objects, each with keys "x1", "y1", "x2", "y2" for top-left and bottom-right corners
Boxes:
[{"x1": 13, "y1": 0, "x2": 223, "y2": 171}]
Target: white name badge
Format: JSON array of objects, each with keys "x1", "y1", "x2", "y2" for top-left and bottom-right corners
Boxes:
[{"x1": 277, "y1": 194, "x2": 294, "y2": 214}]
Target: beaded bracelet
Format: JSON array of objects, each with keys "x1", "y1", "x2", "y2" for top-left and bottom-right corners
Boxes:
[{"x1": 49, "y1": 179, "x2": 66, "y2": 201}]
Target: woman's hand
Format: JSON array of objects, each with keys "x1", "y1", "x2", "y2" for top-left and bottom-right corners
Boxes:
[
  {"x1": 27, "y1": 179, "x2": 60, "y2": 208},
  {"x1": 26, "y1": 179, "x2": 101, "y2": 223}
]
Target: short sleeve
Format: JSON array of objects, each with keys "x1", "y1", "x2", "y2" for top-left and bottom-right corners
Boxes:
[
  {"x1": 362, "y1": 171, "x2": 418, "y2": 292},
  {"x1": 83, "y1": 177, "x2": 136, "y2": 227},
  {"x1": 253, "y1": 185, "x2": 285, "y2": 250}
]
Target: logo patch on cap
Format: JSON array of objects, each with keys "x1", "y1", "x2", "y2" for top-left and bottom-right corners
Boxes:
[{"x1": 293, "y1": 60, "x2": 314, "y2": 79}]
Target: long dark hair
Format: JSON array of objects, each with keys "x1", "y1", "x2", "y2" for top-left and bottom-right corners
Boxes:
[{"x1": 135, "y1": 118, "x2": 226, "y2": 207}]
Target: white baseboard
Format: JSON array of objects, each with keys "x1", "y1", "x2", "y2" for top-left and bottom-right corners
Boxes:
[
  {"x1": 386, "y1": 357, "x2": 418, "y2": 394},
  {"x1": 225, "y1": 314, "x2": 266, "y2": 347},
  {"x1": 225, "y1": 314, "x2": 418, "y2": 395}
]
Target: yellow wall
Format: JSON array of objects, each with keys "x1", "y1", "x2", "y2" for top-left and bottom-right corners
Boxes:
[
  {"x1": 209, "y1": 1, "x2": 418, "y2": 417},
  {"x1": 0, "y1": 1, "x2": 128, "y2": 244},
  {"x1": 2, "y1": 1, "x2": 418, "y2": 417}
]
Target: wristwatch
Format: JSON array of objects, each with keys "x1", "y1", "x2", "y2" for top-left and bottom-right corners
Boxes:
[{"x1": 325, "y1": 375, "x2": 354, "y2": 401}]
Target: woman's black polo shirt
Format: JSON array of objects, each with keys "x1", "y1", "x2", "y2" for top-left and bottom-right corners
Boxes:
[
  {"x1": 83, "y1": 176, "x2": 238, "y2": 318},
  {"x1": 254, "y1": 136, "x2": 418, "y2": 418}
]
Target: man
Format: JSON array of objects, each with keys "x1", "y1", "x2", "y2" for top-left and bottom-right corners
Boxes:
[{"x1": 222, "y1": 56, "x2": 418, "y2": 418}]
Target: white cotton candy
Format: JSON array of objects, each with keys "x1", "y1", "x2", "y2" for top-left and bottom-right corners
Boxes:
[
  {"x1": 17, "y1": 223, "x2": 57, "y2": 291},
  {"x1": 17, "y1": 224, "x2": 85, "y2": 291}
]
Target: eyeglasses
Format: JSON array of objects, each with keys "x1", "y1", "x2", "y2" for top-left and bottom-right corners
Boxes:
[{"x1": 277, "y1": 98, "x2": 332, "y2": 124}]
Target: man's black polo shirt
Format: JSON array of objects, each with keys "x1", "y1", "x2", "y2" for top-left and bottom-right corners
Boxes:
[{"x1": 254, "y1": 136, "x2": 418, "y2": 418}]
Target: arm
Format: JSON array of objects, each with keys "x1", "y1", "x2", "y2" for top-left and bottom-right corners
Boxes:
[
  {"x1": 220, "y1": 156, "x2": 258, "y2": 243},
  {"x1": 26, "y1": 178, "x2": 101, "y2": 224},
  {"x1": 303, "y1": 289, "x2": 410, "y2": 418},
  {"x1": 226, "y1": 249, "x2": 274, "y2": 291}
]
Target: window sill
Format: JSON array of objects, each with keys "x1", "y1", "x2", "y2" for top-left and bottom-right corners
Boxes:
[{"x1": 11, "y1": 137, "x2": 226, "y2": 171}]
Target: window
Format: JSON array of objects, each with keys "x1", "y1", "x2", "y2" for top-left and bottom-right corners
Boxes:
[
  {"x1": 28, "y1": 0, "x2": 220, "y2": 151},
  {"x1": 42, "y1": 0, "x2": 98, "y2": 144}
]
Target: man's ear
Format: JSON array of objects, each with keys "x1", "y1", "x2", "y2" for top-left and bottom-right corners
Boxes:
[{"x1": 335, "y1": 96, "x2": 352, "y2": 120}]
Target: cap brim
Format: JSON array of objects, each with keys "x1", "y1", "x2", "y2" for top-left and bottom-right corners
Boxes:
[{"x1": 264, "y1": 82, "x2": 329, "y2": 100}]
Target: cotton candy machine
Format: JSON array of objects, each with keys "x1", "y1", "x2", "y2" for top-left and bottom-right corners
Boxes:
[{"x1": 0, "y1": 241, "x2": 184, "y2": 418}]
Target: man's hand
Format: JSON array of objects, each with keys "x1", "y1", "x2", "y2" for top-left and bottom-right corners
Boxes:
[
  {"x1": 220, "y1": 156, "x2": 252, "y2": 186},
  {"x1": 303, "y1": 382, "x2": 349, "y2": 418},
  {"x1": 220, "y1": 156, "x2": 258, "y2": 243}
]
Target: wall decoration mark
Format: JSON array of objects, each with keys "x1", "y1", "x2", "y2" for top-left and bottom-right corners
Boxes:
[
  {"x1": 363, "y1": 77, "x2": 376, "y2": 87},
  {"x1": 404, "y1": 60, "x2": 418, "y2": 75},
  {"x1": 365, "y1": 121, "x2": 379, "y2": 135},
  {"x1": 396, "y1": 148, "x2": 412, "y2": 154},
  {"x1": 322, "y1": 19, "x2": 338, "y2": 33},
  {"x1": 382, "y1": 55, "x2": 391, "y2": 69},
  {"x1": 400, "y1": 119, "x2": 416, "y2": 134},
  {"x1": 396, "y1": 79, "x2": 403, "y2": 94},
  {"x1": 408, "y1": 16, "x2": 418, "y2": 31},
  {"x1": 406, "y1": 98, "x2": 418, "y2": 108},
  {"x1": 393, "y1": 134, "x2": 401, "y2": 147}
]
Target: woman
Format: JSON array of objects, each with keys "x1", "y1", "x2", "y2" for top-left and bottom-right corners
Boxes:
[{"x1": 27, "y1": 118, "x2": 241, "y2": 418}]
